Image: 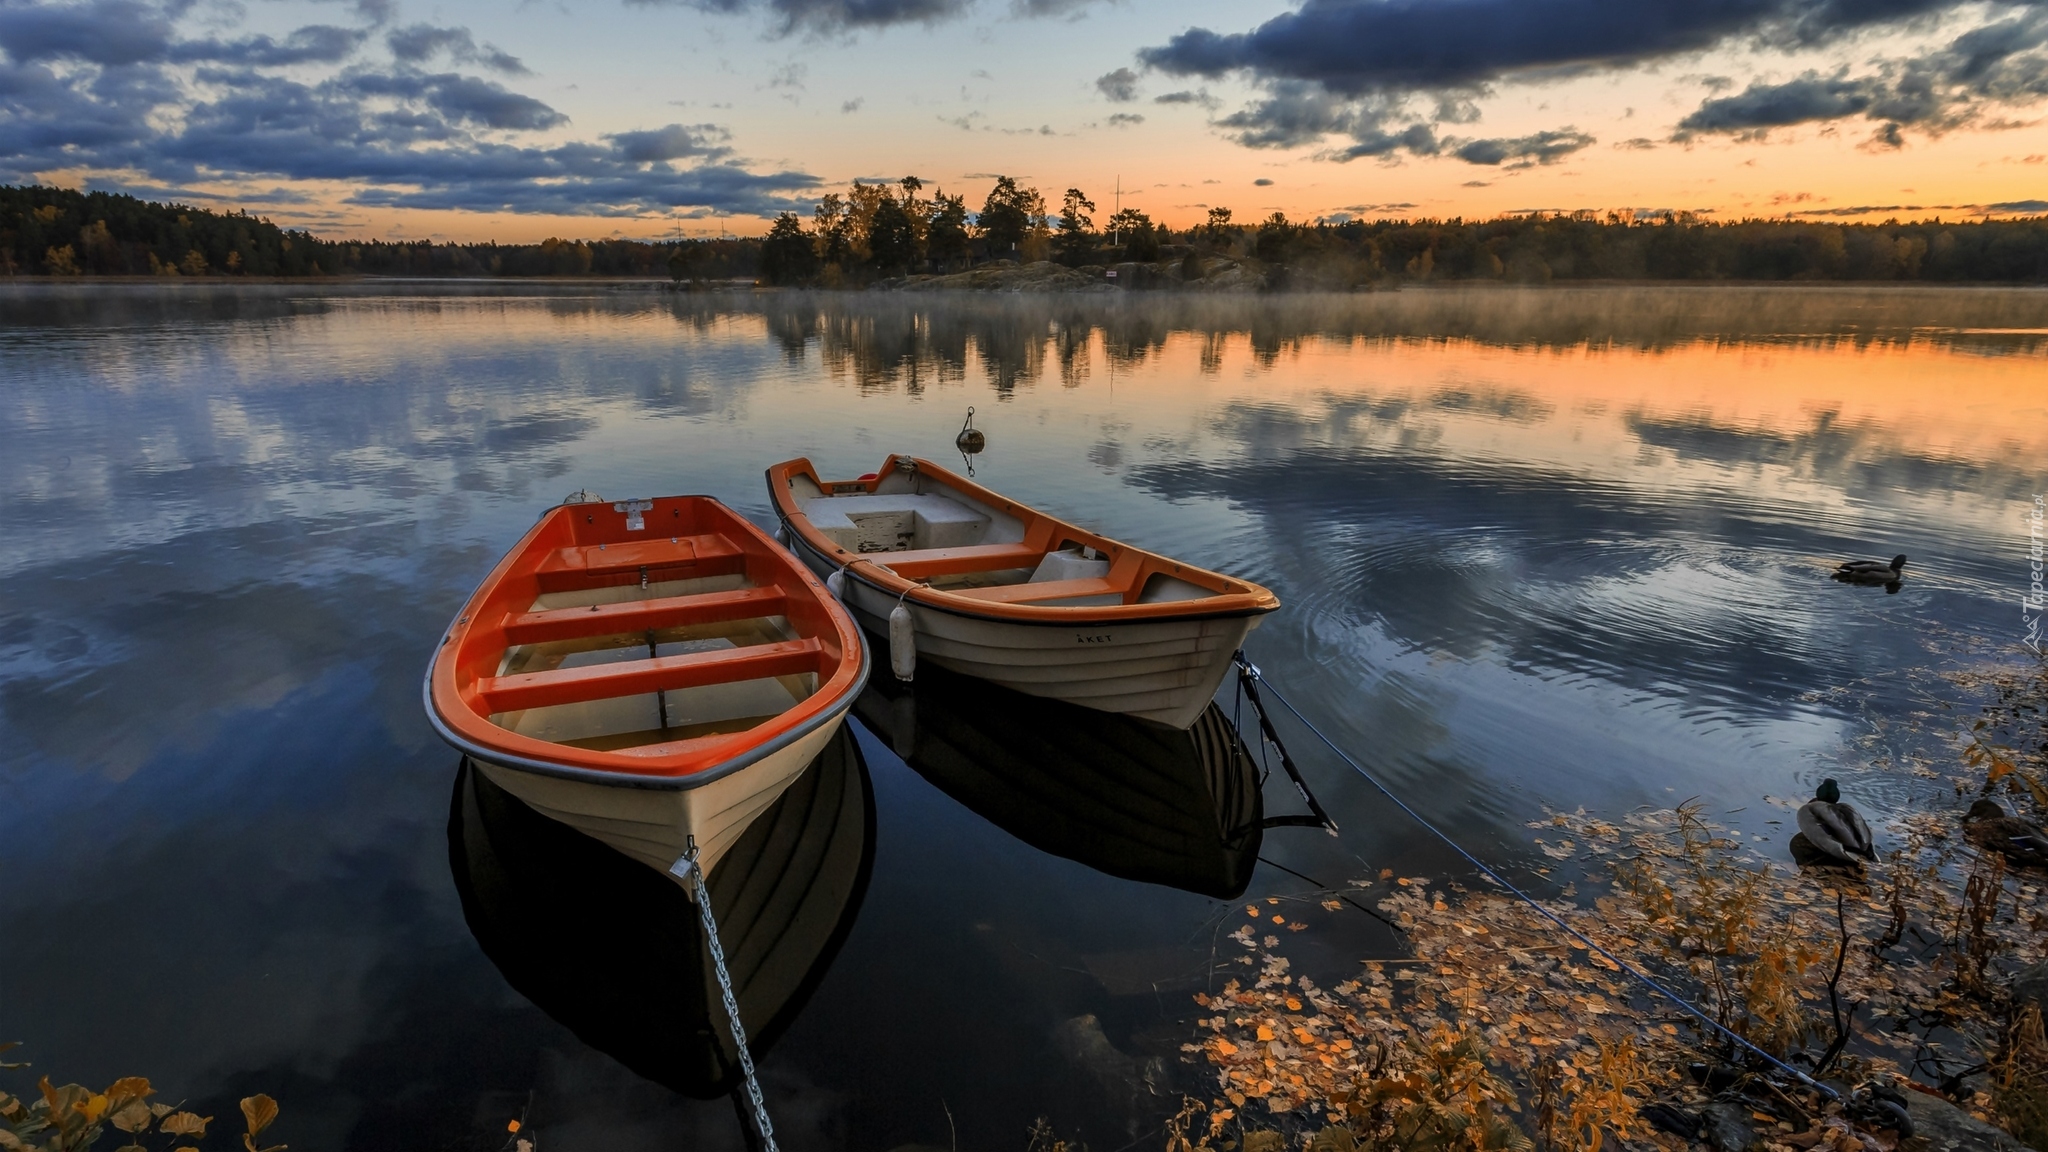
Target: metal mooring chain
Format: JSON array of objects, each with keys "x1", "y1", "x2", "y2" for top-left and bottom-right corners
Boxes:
[{"x1": 670, "y1": 841, "x2": 779, "y2": 1152}]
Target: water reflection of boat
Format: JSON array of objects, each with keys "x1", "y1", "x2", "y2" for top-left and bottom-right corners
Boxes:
[
  {"x1": 446, "y1": 725, "x2": 874, "y2": 1099},
  {"x1": 766, "y1": 455, "x2": 1277, "y2": 729},
  {"x1": 855, "y1": 662, "x2": 1265, "y2": 898}
]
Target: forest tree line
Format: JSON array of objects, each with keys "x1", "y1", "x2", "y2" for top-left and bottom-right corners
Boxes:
[{"x1": 5, "y1": 181, "x2": 2046, "y2": 285}]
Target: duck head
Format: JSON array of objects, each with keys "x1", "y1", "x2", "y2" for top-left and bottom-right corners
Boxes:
[
  {"x1": 1815, "y1": 779, "x2": 1842, "y2": 804},
  {"x1": 1889, "y1": 555, "x2": 1907, "y2": 572},
  {"x1": 1966, "y1": 799, "x2": 2007, "y2": 823}
]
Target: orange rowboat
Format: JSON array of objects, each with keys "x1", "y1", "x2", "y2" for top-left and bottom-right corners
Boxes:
[
  {"x1": 425, "y1": 492, "x2": 867, "y2": 880},
  {"x1": 765, "y1": 455, "x2": 1278, "y2": 729}
]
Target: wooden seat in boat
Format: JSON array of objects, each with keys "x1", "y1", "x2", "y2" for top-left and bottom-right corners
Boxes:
[
  {"x1": 503, "y1": 586, "x2": 789, "y2": 645},
  {"x1": 534, "y1": 533, "x2": 745, "y2": 593},
  {"x1": 868, "y1": 542, "x2": 1045, "y2": 580},
  {"x1": 949, "y1": 578, "x2": 1126, "y2": 605},
  {"x1": 478, "y1": 638, "x2": 825, "y2": 713}
]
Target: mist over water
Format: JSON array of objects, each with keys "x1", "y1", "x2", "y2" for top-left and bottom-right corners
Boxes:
[{"x1": 2, "y1": 283, "x2": 2043, "y2": 1150}]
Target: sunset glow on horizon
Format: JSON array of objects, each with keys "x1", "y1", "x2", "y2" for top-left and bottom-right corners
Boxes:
[{"x1": 4, "y1": 0, "x2": 2045, "y2": 242}]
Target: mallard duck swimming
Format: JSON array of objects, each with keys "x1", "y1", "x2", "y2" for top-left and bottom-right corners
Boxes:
[
  {"x1": 1796, "y1": 779, "x2": 1877, "y2": 864},
  {"x1": 1834, "y1": 555, "x2": 1906, "y2": 585},
  {"x1": 1964, "y1": 799, "x2": 2048, "y2": 868}
]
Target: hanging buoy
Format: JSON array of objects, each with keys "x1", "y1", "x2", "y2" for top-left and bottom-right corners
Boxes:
[
  {"x1": 773, "y1": 521, "x2": 788, "y2": 547},
  {"x1": 955, "y1": 407, "x2": 985, "y2": 455},
  {"x1": 825, "y1": 570, "x2": 845, "y2": 600},
  {"x1": 888, "y1": 602, "x2": 916, "y2": 681}
]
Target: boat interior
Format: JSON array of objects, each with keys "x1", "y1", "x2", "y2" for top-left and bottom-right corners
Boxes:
[
  {"x1": 779, "y1": 459, "x2": 1237, "y2": 609},
  {"x1": 450, "y1": 496, "x2": 850, "y2": 759}
]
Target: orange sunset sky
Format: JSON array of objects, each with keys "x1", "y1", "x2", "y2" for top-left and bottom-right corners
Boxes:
[{"x1": 3, "y1": 0, "x2": 2044, "y2": 241}]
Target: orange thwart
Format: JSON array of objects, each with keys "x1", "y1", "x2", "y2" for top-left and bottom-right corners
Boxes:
[{"x1": 425, "y1": 492, "x2": 867, "y2": 880}]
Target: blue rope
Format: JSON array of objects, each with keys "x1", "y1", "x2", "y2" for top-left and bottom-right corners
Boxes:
[{"x1": 1231, "y1": 651, "x2": 1842, "y2": 1101}]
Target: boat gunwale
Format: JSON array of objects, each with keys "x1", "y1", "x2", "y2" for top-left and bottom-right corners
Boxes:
[
  {"x1": 764, "y1": 455, "x2": 1281, "y2": 626},
  {"x1": 425, "y1": 494, "x2": 868, "y2": 788}
]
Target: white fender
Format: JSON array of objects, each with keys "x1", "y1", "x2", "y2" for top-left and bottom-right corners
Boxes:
[
  {"x1": 825, "y1": 570, "x2": 845, "y2": 600},
  {"x1": 888, "y1": 602, "x2": 916, "y2": 682}
]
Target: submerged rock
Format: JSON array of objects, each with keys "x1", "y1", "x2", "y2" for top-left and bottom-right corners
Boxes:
[
  {"x1": 1902, "y1": 1087, "x2": 2027, "y2": 1152},
  {"x1": 1049, "y1": 1014, "x2": 1168, "y2": 1135},
  {"x1": 2013, "y1": 959, "x2": 2048, "y2": 1016},
  {"x1": 1700, "y1": 1101, "x2": 1761, "y2": 1152}
]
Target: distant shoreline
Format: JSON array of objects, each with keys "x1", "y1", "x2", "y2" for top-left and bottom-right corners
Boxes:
[{"x1": 4, "y1": 274, "x2": 2047, "y2": 291}]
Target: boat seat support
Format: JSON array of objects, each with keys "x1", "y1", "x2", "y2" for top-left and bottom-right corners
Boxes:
[
  {"x1": 478, "y1": 638, "x2": 822, "y2": 713},
  {"x1": 503, "y1": 586, "x2": 789, "y2": 646}
]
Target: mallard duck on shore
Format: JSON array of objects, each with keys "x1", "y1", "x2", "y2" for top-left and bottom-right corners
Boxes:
[
  {"x1": 1833, "y1": 554, "x2": 1907, "y2": 586},
  {"x1": 1964, "y1": 799, "x2": 2048, "y2": 868},
  {"x1": 1795, "y1": 779, "x2": 1877, "y2": 865}
]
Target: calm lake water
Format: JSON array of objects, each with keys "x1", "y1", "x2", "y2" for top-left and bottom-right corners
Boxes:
[{"x1": 3, "y1": 283, "x2": 2044, "y2": 1151}]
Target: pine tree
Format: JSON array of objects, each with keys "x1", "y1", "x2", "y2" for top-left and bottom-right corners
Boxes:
[
  {"x1": 1055, "y1": 188, "x2": 1096, "y2": 266},
  {"x1": 759, "y1": 212, "x2": 819, "y2": 285}
]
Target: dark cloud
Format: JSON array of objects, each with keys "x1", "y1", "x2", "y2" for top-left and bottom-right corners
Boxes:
[
  {"x1": 1335, "y1": 122, "x2": 1443, "y2": 159},
  {"x1": 1451, "y1": 128, "x2": 1596, "y2": 165},
  {"x1": 1679, "y1": 73, "x2": 1883, "y2": 132},
  {"x1": 178, "y1": 26, "x2": 368, "y2": 66},
  {"x1": 1988, "y1": 198, "x2": 2048, "y2": 210},
  {"x1": 608, "y1": 122, "x2": 731, "y2": 162},
  {"x1": 1133, "y1": 0, "x2": 2047, "y2": 162},
  {"x1": 382, "y1": 23, "x2": 527, "y2": 73},
  {"x1": 0, "y1": 0, "x2": 175, "y2": 65},
  {"x1": 1137, "y1": 0, "x2": 1967, "y2": 96},
  {"x1": 1253, "y1": 176, "x2": 1273, "y2": 185},
  {"x1": 1105, "y1": 111, "x2": 1144, "y2": 126},
  {"x1": 338, "y1": 69, "x2": 565, "y2": 131},
  {"x1": 623, "y1": 0, "x2": 972, "y2": 34},
  {"x1": 1152, "y1": 89, "x2": 1216, "y2": 107},
  {"x1": 1095, "y1": 66, "x2": 1138, "y2": 101},
  {"x1": 1675, "y1": 10, "x2": 2048, "y2": 143},
  {"x1": 0, "y1": 0, "x2": 818, "y2": 218}
]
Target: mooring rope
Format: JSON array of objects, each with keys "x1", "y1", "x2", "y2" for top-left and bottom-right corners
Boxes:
[
  {"x1": 1229, "y1": 651, "x2": 1843, "y2": 1101},
  {"x1": 670, "y1": 840, "x2": 781, "y2": 1150}
]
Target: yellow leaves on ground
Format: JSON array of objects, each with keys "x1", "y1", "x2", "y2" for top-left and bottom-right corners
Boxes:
[{"x1": 1186, "y1": 794, "x2": 2047, "y2": 1152}]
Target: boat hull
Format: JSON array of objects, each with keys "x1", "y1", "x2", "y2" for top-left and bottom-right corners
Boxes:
[
  {"x1": 855, "y1": 661, "x2": 1264, "y2": 898},
  {"x1": 466, "y1": 697, "x2": 852, "y2": 880},
  {"x1": 449, "y1": 723, "x2": 875, "y2": 1098},
  {"x1": 788, "y1": 531, "x2": 1258, "y2": 729}
]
